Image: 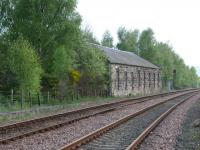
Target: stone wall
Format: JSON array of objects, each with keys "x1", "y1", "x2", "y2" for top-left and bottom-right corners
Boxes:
[{"x1": 109, "y1": 63, "x2": 161, "y2": 96}]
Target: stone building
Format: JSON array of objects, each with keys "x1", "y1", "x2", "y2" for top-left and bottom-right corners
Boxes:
[{"x1": 94, "y1": 44, "x2": 161, "y2": 96}]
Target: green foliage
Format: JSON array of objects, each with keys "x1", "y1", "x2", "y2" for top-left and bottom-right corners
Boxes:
[
  {"x1": 0, "y1": 0, "x2": 81, "y2": 71},
  {"x1": 101, "y1": 30, "x2": 113, "y2": 47},
  {"x1": 153, "y1": 42, "x2": 174, "y2": 80},
  {"x1": 41, "y1": 73, "x2": 58, "y2": 93},
  {"x1": 152, "y1": 42, "x2": 198, "y2": 89},
  {"x1": 82, "y1": 25, "x2": 99, "y2": 44},
  {"x1": 0, "y1": 0, "x2": 83, "y2": 94},
  {"x1": 198, "y1": 77, "x2": 200, "y2": 88},
  {"x1": 76, "y1": 42, "x2": 108, "y2": 89},
  {"x1": 0, "y1": 0, "x2": 198, "y2": 97},
  {"x1": 116, "y1": 27, "x2": 139, "y2": 54},
  {"x1": 118, "y1": 27, "x2": 199, "y2": 89},
  {"x1": 7, "y1": 37, "x2": 42, "y2": 93},
  {"x1": 138, "y1": 28, "x2": 156, "y2": 62},
  {"x1": 51, "y1": 46, "x2": 74, "y2": 78}
]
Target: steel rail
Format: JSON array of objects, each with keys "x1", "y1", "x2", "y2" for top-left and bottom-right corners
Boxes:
[
  {"x1": 0, "y1": 88, "x2": 194, "y2": 131},
  {"x1": 126, "y1": 93, "x2": 197, "y2": 150},
  {"x1": 0, "y1": 89, "x2": 197, "y2": 144},
  {"x1": 58, "y1": 90, "x2": 198, "y2": 150}
]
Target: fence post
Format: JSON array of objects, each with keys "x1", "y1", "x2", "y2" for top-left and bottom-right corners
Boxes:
[
  {"x1": 72, "y1": 93, "x2": 74, "y2": 101},
  {"x1": 21, "y1": 90, "x2": 23, "y2": 109},
  {"x1": 47, "y1": 91, "x2": 50, "y2": 104},
  {"x1": 76, "y1": 89, "x2": 79, "y2": 100},
  {"x1": 11, "y1": 89, "x2": 14, "y2": 103},
  {"x1": 38, "y1": 93, "x2": 40, "y2": 106},
  {"x1": 29, "y1": 92, "x2": 32, "y2": 107}
]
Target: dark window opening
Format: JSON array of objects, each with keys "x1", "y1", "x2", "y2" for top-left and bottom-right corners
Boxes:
[
  {"x1": 149, "y1": 73, "x2": 151, "y2": 88},
  {"x1": 138, "y1": 70, "x2": 141, "y2": 87},
  {"x1": 144, "y1": 71, "x2": 146, "y2": 89},
  {"x1": 153, "y1": 73, "x2": 156, "y2": 88},
  {"x1": 131, "y1": 72, "x2": 134, "y2": 90},
  {"x1": 158, "y1": 73, "x2": 160, "y2": 87},
  {"x1": 116, "y1": 68, "x2": 120, "y2": 90},
  {"x1": 125, "y1": 71, "x2": 128, "y2": 90}
]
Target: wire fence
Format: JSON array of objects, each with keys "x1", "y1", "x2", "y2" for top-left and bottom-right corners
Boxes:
[{"x1": 0, "y1": 89, "x2": 110, "y2": 110}]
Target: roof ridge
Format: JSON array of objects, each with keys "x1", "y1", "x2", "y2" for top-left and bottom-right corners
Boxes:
[{"x1": 90, "y1": 43, "x2": 160, "y2": 69}]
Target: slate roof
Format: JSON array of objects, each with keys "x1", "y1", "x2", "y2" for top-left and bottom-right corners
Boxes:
[{"x1": 92, "y1": 44, "x2": 159, "y2": 69}]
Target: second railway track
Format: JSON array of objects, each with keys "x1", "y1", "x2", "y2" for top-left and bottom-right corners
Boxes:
[
  {"x1": 59, "y1": 90, "x2": 199, "y2": 150},
  {"x1": 0, "y1": 89, "x2": 197, "y2": 145}
]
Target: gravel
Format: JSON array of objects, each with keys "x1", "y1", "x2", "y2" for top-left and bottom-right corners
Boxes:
[
  {"x1": 0, "y1": 104, "x2": 119, "y2": 140},
  {"x1": 175, "y1": 96, "x2": 200, "y2": 150},
  {"x1": 0, "y1": 93, "x2": 163, "y2": 126},
  {"x1": 139, "y1": 92, "x2": 200, "y2": 150},
  {"x1": 0, "y1": 97, "x2": 125, "y2": 126},
  {"x1": 79, "y1": 95, "x2": 186, "y2": 150},
  {"x1": 0, "y1": 91, "x2": 193, "y2": 150}
]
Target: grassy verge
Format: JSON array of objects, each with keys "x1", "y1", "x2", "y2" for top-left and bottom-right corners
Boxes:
[
  {"x1": 0, "y1": 91, "x2": 163, "y2": 125},
  {"x1": 0, "y1": 95, "x2": 133, "y2": 125}
]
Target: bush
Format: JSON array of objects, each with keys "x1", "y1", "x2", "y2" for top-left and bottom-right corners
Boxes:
[{"x1": 7, "y1": 37, "x2": 43, "y2": 93}]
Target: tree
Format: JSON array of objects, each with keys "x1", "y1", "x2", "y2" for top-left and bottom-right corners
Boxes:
[
  {"x1": 82, "y1": 25, "x2": 99, "y2": 44},
  {"x1": 0, "y1": 0, "x2": 81, "y2": 71},
  {"x1": 7, "y1": 37, "x2": 42, "y2": 93},
  {"x1": 101, "y1": 30, "x2": 113, "y2": 47},
  {"x1": 51, "y1": 46, "x2": 74, "y2": 78},
  {"x1": 0, "y1": 0, "x2": 82, "y2": 93},
  {"x1": 153, "y1": 41, "x2": 198, "y2": 89},
  {"x1": 116, "y1": 27, "x2": 139, "y2": 54},
  {"x1": 153, "y1": 42, "x2": 174, "y2": 87},
  {"x1": 75, "y1": 42, "x2": 108, "y2": 94},
  {"x1": 138, "y1": 28, "x2": 156, "y2": 61},
  {"x1": 189, "y1": 67, "x2": 198, "y2": 87}
]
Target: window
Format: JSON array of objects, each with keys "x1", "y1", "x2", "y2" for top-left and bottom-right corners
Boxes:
[
  {"x1": 131, "y1": 72, "x2": 134, "y2": 90},
  {"x1": 116, "y1": 68, "x2": 120, "y2": 90},
  {"x1": 153, "y1": 73, "x2": 156, "y2": 88},
  {"x1": 144, "y1": 71, "x2": 146, "y2": 89},
  {"x1": 138, "y1": 70, "x2": 141, "y2": 87},
  {"x1": 149, "y1": 73, "x2": 151, "y2": 88},
  {"x1": 125, "y1": 71, "x2": 127, "y2": 90}
]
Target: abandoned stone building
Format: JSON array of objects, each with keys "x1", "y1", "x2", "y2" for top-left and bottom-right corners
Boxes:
[{"x1": 94, "y1": 44, "x2": 161, "y2": 96}]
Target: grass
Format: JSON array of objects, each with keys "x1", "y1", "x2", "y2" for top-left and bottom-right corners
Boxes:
[
  {"x1": 0, "y1": 95, "x2": 128, "y2": 125},
  {"x1": 0, "y1": 91, "x2": 160, "y2": 125},
  {"x1": 0, "y1": 94, "x2": 139, "y2": 113}
]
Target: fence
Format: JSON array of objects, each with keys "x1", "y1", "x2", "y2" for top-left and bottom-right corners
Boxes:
[{"x1": 0, "y1": 89, "x2": 110, "y2": 110}]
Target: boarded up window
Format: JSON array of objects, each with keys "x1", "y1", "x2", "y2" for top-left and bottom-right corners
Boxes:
[
  {"x1": 158, "y1": 73, "x2": 160, "y2": 87},
  {"x1": 131, "y1": 72, "x2": 134, "y2": 90},
  {"x1": 116, "y1": 68, "x2": 120, "y2": 90},
  {"x1": 153, "y1": 73, "x2": 156, "y2": 88},
  {"x1": 138, "y1": 70, "x2": 141, "y2": 87},
  {"x1": 125, "y1": 71, "x2": 127, "y2": 90},
  {"x1": 149, "y1": 73, "x2": 151, "y2": 88},
  {"x1": 144, "y1": 71, "x2": 146, "y2": 89}
]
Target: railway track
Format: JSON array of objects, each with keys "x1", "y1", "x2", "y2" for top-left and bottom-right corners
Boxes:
[
  {"x1": 0, "y1": 89, "x2": 197, "y2": 144},
  {"x1": 58, "y1": 90, "x2": 199, "y2": 150}
]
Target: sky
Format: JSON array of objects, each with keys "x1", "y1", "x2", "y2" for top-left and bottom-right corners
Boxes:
[{"x1": 77, "y1": 0, "x2": 200, "y2": 76}]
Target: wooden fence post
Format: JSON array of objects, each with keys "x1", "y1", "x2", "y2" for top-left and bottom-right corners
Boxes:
[
  {"x1": 29, "y1": 92, "x2": 32, "y2": 107},
  {"x1": 76, "y1": 90, "x2": 79, "y2": 100},
  {"x1": 47, "y1": 91, "x2": 50, "y2": 104},
  {"x1": 38, "y1": 93, "x2": 40, "y2": 106},
  {"x1": 11, "y1": 89, "x2": 13, "y2": 103},
  {"x1": 21, "y1": 90, "x2": 23, "y2": 109}
]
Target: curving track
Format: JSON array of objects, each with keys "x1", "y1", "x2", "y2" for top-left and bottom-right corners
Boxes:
[
  {"x1": 58, "y1": 90, "x2": 199, "y2": 150},
  {"x1": 0, "y1": 89, "x2": 197, "y2": 145}
]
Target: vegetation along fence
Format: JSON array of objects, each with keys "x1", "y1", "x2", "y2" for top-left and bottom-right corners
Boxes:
[{"x1": 0, "y1": 89, "x2": 110, "y2": 110}]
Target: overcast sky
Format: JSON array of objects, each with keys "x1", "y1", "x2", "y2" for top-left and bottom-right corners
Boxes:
[{"x1": 77, "y1": 0, "x2": 200, "y2": 76}]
